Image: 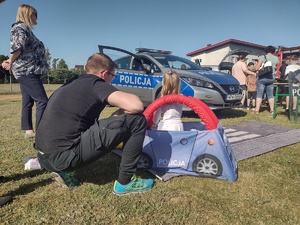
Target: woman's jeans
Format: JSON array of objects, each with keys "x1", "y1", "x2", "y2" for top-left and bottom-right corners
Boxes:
[
  {"x1": 256, "y1": 74, "x2": 275, "y2": 99},
  {"x1": 18, "y1": 74, "x2": 48, "y2": 130}
]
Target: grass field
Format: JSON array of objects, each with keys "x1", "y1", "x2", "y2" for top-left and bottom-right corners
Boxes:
[{"x1": 0, "y1": 84, "x2": 299, "y2": 224}]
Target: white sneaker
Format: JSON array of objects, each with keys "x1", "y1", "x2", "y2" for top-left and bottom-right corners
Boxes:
[{"x1": 24, "y1": 156, "x2": 42, "y2": 170}]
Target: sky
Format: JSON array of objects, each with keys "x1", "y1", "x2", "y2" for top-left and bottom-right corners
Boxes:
[{"x1": 1, "y1": 0, "x2": 300, "y2": 69}]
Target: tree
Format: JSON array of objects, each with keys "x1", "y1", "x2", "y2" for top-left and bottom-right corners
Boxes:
[
  {"x1": 0, "y1": 55, "x2": 8, "y2": 63},
  {"x1": 52, "y1": 58, "x2": 59, "y2": 70},
  {"x1": 57, "y1": 59, "x2": 68, "y2": 70},
  {"x1": 45, "y1": 48, "x2": 51, "y2": 68}
]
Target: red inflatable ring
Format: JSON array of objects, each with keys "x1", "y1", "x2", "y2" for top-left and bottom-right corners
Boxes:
[{"x1": 143, "y1": 94, "x2": 219, "y2": 130}]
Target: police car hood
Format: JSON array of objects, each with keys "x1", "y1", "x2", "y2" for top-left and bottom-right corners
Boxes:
[{"x1": 177, "y1": 69, "x2": 239, "y2": 85}]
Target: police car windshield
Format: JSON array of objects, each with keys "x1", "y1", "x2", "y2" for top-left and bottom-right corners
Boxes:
[{"x1": 151, "y1": 54, "x2": 205, "y2": 71}]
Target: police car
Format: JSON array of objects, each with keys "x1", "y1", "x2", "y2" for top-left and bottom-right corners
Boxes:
[{"x1": 98, "y1": 45, "x2": 242, "y2": 110}]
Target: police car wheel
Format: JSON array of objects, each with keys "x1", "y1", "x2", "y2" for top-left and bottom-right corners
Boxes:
[
  {"x1": 137, "y1": 152, "x2": 153, "y2": 169},
  {"x1": 192, "y1": 154, "x2": 223, "y2": 177}
]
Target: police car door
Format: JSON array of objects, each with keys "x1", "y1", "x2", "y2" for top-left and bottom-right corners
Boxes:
[{"x1": 98, "y1": 45, "x2": 153, "y2": 105}]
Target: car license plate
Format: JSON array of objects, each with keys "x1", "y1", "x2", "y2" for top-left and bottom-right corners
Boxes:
[{"x1": 226, "y1": 94, "x2": 242, "y2": 101}]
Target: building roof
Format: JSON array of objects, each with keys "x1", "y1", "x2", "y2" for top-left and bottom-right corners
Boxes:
[
  {"x1": 74, "y1": 65, "x2": 85, "y2": 70},
  {"x1": 281, "y1": 46, "x2": 300, "y2": 52},
  {"x1": 186, "y1": 39, "x2": 266, "y2": 56}
]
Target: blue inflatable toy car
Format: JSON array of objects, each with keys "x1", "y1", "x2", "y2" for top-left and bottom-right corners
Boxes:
[{"x1": 139, "y1": 94, "x2": 238, "y2": 182}]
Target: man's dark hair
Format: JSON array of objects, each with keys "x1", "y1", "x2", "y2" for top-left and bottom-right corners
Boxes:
[
  {"x1": 247, "y1": 62, "x2": 254, "y2": 67},
  {"x1": 264, "y1": 45, "x2": 276, "y2": 54}
]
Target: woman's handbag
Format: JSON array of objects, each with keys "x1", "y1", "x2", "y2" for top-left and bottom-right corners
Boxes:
[{"x1": 258, "y1": 55, "x2": 273, "y2": 77}]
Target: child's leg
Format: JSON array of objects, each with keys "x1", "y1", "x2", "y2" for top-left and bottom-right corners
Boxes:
[
  {"x1": 247, "y1": 92, "x2": 251, "y2": 107},
  {"x1": 252, "y1": 99, "x2": 256, "y2": 107}
]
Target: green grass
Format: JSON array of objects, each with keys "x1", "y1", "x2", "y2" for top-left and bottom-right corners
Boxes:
[
  {"x1": 0, "y1": 84, "x2": 61, "y2": 95},
  {"x1": 0, "y1": 85, "x2": 300, "y2": 224}
]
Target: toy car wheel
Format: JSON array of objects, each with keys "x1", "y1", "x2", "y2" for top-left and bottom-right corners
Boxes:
[
  {"x1": 192, "y1": 154, "x2": 223, "y2": 177},
  {"x1": 137, "y1": 152, "x2": 153, "y2": 169}
]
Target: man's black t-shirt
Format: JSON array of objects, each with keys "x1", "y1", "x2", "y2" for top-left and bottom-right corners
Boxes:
[{"x1": 35, "y1": 74, "x2": 117, "y2": 154}]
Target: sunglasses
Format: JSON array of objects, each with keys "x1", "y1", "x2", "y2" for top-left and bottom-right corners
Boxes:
[
  {"x1": 107, "y1": 71, "x2": 117, "y2": 79},
  {"x1": 101, "y1": 70, "x2": 117, "y2": 80},
  {"x1": 33, "y1": 13, "x2": 38, "y2": 19}
]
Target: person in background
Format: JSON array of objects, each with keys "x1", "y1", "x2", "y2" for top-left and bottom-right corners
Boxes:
[
  {"x1": 232, "y1": 55, "x2": 257, "y2": 109},
  {"x1": 1, "y1": 4, "x2": 48, "y2": 139},
  {"x1": 279, "y1": 56, "x2": 290, "y2": 81},
  {"x1": 35, "y1": 53, "x2": 153, "y2": 195},
  {"x1": 253, "y1": 45, "x2": 279, "y2": 114},
  {"x1": 284, "y1": 55, "x2": 300, "y2": 111},
  {"x1": 277, "y1": 56, "x2": 290, "y2": 105},
  {"x1": 246, "y1": 62, "x2": 257, "y2": 110},
  {"x1": 151, "y1": 71, "x2": 183, "y2": 131}
]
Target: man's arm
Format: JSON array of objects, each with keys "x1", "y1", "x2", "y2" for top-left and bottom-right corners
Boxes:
[
  {"x1": 243, "y1": 68, "x2": 257, "y2": 76},
  {"x1": 242, "y1": 63, "x2": 256, "y2": 76},
  {"x1": 106, "y1": 91, "x2": 144, "y2": 114}
]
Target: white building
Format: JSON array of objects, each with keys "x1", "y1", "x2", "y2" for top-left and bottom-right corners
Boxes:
[{"x1": 186, "y1": 39, "x2": 266, "y2": 71}]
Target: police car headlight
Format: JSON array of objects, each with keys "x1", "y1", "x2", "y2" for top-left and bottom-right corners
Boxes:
[{"x1": 181, "y1": 77, "x2": 214, "y2": 88}]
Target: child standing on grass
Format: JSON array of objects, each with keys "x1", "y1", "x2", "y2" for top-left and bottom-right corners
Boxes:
[
  {"x1": 246, "y1": 62, "x2": 257, "y2": 110},
  {"x1": 151, "y1": 71, "x2": 183, "y2": 131},
  {"x1": 284, "y1": 55, "x2": 300, "y2": 111}
]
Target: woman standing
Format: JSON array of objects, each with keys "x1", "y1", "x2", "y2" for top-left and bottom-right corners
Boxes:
[
  {"x1": 1, "y1": 4, "x2": 48, "y2": 138},
  {"x1": 253, "y1": 45, "x2": 278, "y2": 114}
]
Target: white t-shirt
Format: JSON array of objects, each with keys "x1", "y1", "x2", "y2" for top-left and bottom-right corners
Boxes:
[
  {"x1": 153, "y1": 102, "x2": 183, "y2": 131},
  {"x1": 285, "y1": 64, "x2": 300, "y2": 76}
]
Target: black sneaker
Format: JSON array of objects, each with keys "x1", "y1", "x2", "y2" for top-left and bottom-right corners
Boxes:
[{"x1": 0, "y1": 196, "x2": 12, "y2": 207}]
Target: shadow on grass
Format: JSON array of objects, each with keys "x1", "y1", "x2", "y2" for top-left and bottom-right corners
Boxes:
[
  {"x1": 183, "y1": 108, "x2": 247, "y2": 119},
  {"x1": 75, "y1": 152, "x2": 155, "y2": 186},
  {"x1": 2, "y1": 169, "x2": 46, "y2": 182},
  {"x1": 75, "y1": 153, "x2": 120, "y2": 185},
  {"x1": 1, "y1": 170, "x2": 53, "y2": 197},
  {"x1": 5, "y1": 179, "x2": 53, "y2": 197}
]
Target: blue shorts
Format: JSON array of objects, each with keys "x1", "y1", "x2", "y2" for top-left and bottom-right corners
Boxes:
[
  {"x1": 256, "y1": 75, "x2": 275, "y2": 99},
  {"x1": 248, "y1": 91, "x2": 257, "y2": 99}
]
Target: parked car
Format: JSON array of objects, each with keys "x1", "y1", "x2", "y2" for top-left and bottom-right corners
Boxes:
[
  {"x1": 99, "y1": 45, "x2": 242, "y2": 110},
  {"x1": 218, "y1": 49, "x2": 252, "y2": 73}
]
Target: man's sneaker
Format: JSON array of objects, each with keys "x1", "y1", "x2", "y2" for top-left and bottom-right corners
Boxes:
[
  {"x1": 24, "y1": 156, "x2": 42, "y2": 171},
  {"x1": 51, "y1": 171, "x2": 79, "y2": 188},
  {"x1": 113, "y1": 174, "x2": 153, "y2": 196}
]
